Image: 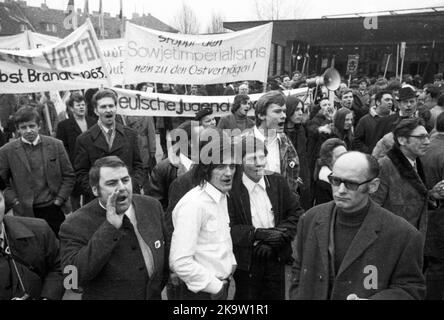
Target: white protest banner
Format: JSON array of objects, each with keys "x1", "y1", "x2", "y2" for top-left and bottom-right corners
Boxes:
[
  {"x1": 123, "y1": 22, "x2": 273, "y2": 85},
  {"x1": 28, "y1": 31, "x2": 60, "y2": 49},
  {"x1": 0, "y1": 32, "x2": 29, "y2": 50},
  {"x1": 113, "y1": 87, "x2": 308, "y2": 117},
  {"x1": 0, "y1": 19, "x2": 112, "y2": 94},
  {"x1": 100, "y1": 38, "x2": 125, "y2": 85}
]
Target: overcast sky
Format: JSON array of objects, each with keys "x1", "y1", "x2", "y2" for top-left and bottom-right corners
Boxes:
[{"x1": 22, "y1": 0, "x2": 444, "y2": 32}]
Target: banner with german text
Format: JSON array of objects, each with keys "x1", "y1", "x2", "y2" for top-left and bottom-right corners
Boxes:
[
  {"x1": 100, "y1": 38, "x2": 125, "y2": 85},
  {"x1": 0, "y1": 19, "x2": 111, "y2": 94},
  {"x1": 27, "y1": 31, "x2": 60, "y2": 49},
  {"x1": 113, "y1": 87, "x2": 308, "y2": 118},
  {"x1": 0, "y1": 32, "x2": 29, "y2": 51},
  {"x1": 123, "y1": 22, "x2": 273, "y2": 85}
]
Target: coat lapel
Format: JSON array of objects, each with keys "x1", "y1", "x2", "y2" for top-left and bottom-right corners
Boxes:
[
  {"x1": 109, "y1": 124, "x2": 125, "y2": 154},
  {"x1": 336, "y1": 202, "x2": 381, "y2": 277},
  {"x1": 314, "y1": 203, "x2": 333, "y2": 273},
  {"x1": 68, "y1": 118, "x2": 82, "y2": 136},
  {"x1": 133, "y1": 200, "x2": 159, "y2": 276},
  {"x1": 41, "y1": 137, "x2": 52, "y2": 171},
  {"x1": 278, "y1": 134, "x2": 287, "y2": 171},
  {"x1": 387, "y1": 147, "x2": 428, "y2": 196},
  {"x1": 265, "y1": 176, "x2": 280, "y2": 225},
  {"x1": 90, "y1": 125, "x2": 110, "y2": 153},
  {"x1": 239, "y1": 184, "x2": 253, "y2": 225},
  {"x1": 14, "y1": 142, "x2": 31, "y2": 173}
]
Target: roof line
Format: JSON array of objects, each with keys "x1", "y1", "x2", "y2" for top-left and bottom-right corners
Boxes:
[{"x1": 321, "y1": 5, "x2": 444, "y2": 18}]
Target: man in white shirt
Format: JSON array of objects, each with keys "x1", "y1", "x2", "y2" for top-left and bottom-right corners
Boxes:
[
  {"x1": 169, "y1": 133, "x2": 237, "y2": 300},
  {"x1": 241, "y1": 91, "x2": 300, "y2": 195},
  {"x1": 228, "y1": 136, "x2": 303, "y2": 299}
]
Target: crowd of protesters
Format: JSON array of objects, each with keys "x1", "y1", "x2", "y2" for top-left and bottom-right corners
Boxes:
[{"x1": 1, "y1": 68, "x2": 444, "y2": 300}]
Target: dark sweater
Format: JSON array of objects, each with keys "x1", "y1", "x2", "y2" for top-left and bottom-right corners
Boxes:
[
  {"x1": 334, "y1": 201, "x2": 371, "y2": 274},
  {"x1": 22, "y1": 141, "x2": 53, "y2": 207},
  {"x1": 217, "y1": 113, "x2": 255, "y2": 132},
  {"x1": 353, "y1": 114, "x2": 377, "y2": 153}
]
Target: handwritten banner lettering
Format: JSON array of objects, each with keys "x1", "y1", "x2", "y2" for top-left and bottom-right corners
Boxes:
[
  {"x1": 123, "y1": 22, "x2": 273, "y2": 85},
  {"x1": 0, "y1": 19, "x2": 111, "y2": 94},
  {"x1": 114, "y1": 87, "x2": 308, "y2": 117}
]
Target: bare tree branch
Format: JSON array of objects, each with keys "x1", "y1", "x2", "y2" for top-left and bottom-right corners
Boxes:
[
  {"x1": 206, "y1": 11, "x2": 225, "y2": 34},
  {"x1": 172, "y1": 1, "x2": 200, "y2": 34},
  {"x1": 254, "y1": 0, "x2": 307, "y2": 20}
]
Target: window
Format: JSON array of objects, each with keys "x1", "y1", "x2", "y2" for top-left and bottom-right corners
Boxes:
[{"x1": 44, "y1": 23, "x2": 57, "y2": 33}]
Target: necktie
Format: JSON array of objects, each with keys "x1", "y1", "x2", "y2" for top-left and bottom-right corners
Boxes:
[{"x1": 106, "y1": 129, "x2": 114, "y2": 149}]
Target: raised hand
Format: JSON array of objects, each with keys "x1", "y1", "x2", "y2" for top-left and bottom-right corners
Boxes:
[{"x1": 106, "y1": 188, "x2": 125, "y2": 229}]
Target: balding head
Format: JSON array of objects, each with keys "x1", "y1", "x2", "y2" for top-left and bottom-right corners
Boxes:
[
  {"x1": 331, "y1": 152, "x2": 380, "y2": 213},
  {"x1": 334, "y1": 152, "x2": 379, "y2": 181}
]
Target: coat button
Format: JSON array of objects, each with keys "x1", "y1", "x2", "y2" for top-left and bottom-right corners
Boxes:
[
  {"x1": 139, "y1": 266, "x2": 145, "y2": 271},
  {"x1": 319, "y1": 275, "x2": 324, "y2": 281},
  {"x1": 132, "y1": 246, "x2": 138, "y2": 251}
]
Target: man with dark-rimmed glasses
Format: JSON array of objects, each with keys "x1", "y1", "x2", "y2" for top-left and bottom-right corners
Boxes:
[
  {"x1": 290, "y1": 151, "x2": 425, "y2": 300},
  {"x1": 371, "y1": 118, "x2": 444, "y2": 237}
]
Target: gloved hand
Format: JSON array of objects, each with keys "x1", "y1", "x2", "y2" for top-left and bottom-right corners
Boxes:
[
  {"x1": 255, "y1": 228, "x2": 289, "y2": 249},
  {"x1": 253, "y1": 243, "x2": 274, "y2": 262},
  {"x1": 254, "y1": 228, "x2": 282, "y2": 241}
]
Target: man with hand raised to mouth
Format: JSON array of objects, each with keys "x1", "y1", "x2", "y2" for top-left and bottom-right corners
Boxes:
[
  {"x1": 240, "y1": 91, "x2": 300, "y2": 195},
  {"x1": 60, "y1": 156, "x2": 168, "y2": 300}
]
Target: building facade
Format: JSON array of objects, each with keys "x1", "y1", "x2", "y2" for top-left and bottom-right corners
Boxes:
[
  {"x1": 0, "y1": 0, "x2": 177, "y2": 39},
  {"x1": 224, "y1": 9, "x2": 444, "y2": 79}
]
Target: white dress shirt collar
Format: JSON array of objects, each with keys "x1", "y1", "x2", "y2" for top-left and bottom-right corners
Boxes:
[
  {"x1": 253, "y1": 126, "x2": 279, "y2": 144},
  {"x1": 242, "y1": 173, "x2": 266, "y2": 193},
  {"x1": 98, "y1": 120, "x2": 115, "y2": 134},
  {"x1": 203, "y1": 182, "x2": 226, "y2": 204},
  {"x1": 406, "y1": 157, "x2": 416, "y2": 170},
  {"x1": 21, "y1": 135, "x2": 41, "y2": 146},
  {"x1": 179, "y1": 153, "x2": 194, "y2": 171}
]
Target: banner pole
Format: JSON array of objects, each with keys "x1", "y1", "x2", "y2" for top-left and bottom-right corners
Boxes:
[
  {"x1": 86, "y1": 18, "x2": 113, "y2": 89},
  {"x1": 43, "y1": 103, "x2": 53, "y2": 136},
  {"x1": 383, "y1": 54, "x2": 391, "y2": 79}
]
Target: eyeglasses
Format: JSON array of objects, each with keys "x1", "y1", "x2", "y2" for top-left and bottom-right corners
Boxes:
[
  {"x1": 408, "y1": 134, "x2": 430, "y2": 141},
  {"x1": 328, "y1": 174, "x2": 376, "y2": 191}
]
